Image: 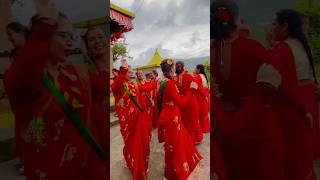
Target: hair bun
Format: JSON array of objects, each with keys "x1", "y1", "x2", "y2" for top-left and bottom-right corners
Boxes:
[{"x1": 215, "y1": 7, "x2": 231, "y2": 25}]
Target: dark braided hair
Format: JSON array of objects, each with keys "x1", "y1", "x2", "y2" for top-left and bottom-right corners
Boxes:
[
  {"x1": 276, "y1": 9, "x2": 317, "y2": 83},
  {"x1": 175, "y1": 61, "x2": 184, "y2": 74},
  {"x1": 152, "y1": 70, "x2": 158, "y2": 77},
  {"x1": 160, "y1": 59, "x2": 175, "y2": 80},
  {"x1": 196, "y1": 64, "x2": 209, "y2": 85}
]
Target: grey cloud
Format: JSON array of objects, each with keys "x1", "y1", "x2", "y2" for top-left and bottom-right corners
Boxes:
[
  {"x1": 112, "y1": 0, "x2": 210, "y2": 66},
  {"x1": 130, "y1": 43, "x2": 173, "y2": 67},
  {"x1": 131, "y1": 0, "x2": 209, "y2": 33},
  {"x1": 12, "y1": 0, "x2": 107, "y2": 25},
  {"x1": 190, "y1": 31, "x2": 201, "y2": 44},
  {"x1": 237, "y1": 0, "x2": 296, "y2": 25}
]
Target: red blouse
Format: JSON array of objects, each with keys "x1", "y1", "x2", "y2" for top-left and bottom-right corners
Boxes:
[{"x1": 213, "y1": 37, "x2": 271, "y2": 101}]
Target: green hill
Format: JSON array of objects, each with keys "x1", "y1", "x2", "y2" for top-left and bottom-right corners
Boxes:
[{"x1": 180, "y1": 56, "x2": 210, "y2": 71}]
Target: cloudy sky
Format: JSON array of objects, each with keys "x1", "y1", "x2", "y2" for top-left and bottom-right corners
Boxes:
[
  {"x1": 237, "y1": 0, "x2": 296, "y2": 27},
  {"x1": 10, "y1": 0, "x2": 108, "y2": 48},
  {"x1": 11, "y1": 0, "x2": 107, "y2": 25},
  {"x1": 111, "y1": 0, "x2": 210, "y2": 67}
]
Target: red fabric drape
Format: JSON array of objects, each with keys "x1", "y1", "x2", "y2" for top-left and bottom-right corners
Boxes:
[{"x1": 110, "y1": 9, "x2": 133, "y2": 42}]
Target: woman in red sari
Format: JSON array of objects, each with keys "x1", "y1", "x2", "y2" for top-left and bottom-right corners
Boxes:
[
  {"x1": 136, "y1": 69, "x2": 154, "y2": 133},
  {"x1": 158, "y1": 59, "x2": 202, "y2": 180},
  {"x1": 4, "y1": 1, "x2": 106, "y2": 179},
  {"x1": 175, "y1": 61, "x2": 203, "y2": 144},
  {"x1": 212, "y1": 1, "x2": 284, "y2": 179},
  {"x1": 211, "y1": 70, "x2": 227, "y2": 180},
  {"x1": 268, "y1": 9, "x2": 318, "y2": 179},
  {"x1": 212, "y1": 138, "x2": 227, "y2": 180},
  {"x1": 111, "y1": 66, "x2": 155, "y2": 180},
  {"x1": 6, "y1": 21, "x2": 28, "y2": 174},
  {"x1": 82, "y1": 26, "x2": 109, "y2": 177},
  {"x1": 150, "y1": 70, "x2": 160, "y2": 128},
  {"x1": 193, "y1": 64, "x2": 210, "y2": 133}
]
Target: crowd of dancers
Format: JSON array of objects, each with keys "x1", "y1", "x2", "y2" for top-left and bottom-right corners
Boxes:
[
  {"x1": 212, "y1": 0, "x2": 320, "y2": 180},
  {"x1": 111, "y1": 59, "x2": 210, "y2": 179}
]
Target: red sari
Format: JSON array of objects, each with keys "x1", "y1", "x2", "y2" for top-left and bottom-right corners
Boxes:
[
  {"x1": 112, "y1": 73, "x2": 155, "y2": 180},
  {"x1": 213, "y1": 37, "x2": 285, "y2": 180},
  {"x1": 158, "y1": 79, "x2": 202, "y2": 180},
  {"x1": 88, "y1": 67, "x2": 109, "y2": 178},
  {"x1": 194, "y1": 73, "x2": 210, "y2": 133},
  {"x1": 212, "y1": 85, "x2": 227, "y2": 180},
  {"x1": 268, "y1": 41, "x2": 318, "y2": 180},
  {"x1": 75, "y1": 64, "x2": 109, "y2": 158},
  {"x1": 137, "y1": 79, "x2": 154, "y2": 132},
  {"x1": 150, "y1": 79, "x2": 159, "y2": 128},
  {"x1": 212, "y1": 139, "x2": 227, "y2": 180},
  {"x1": 4, "y1": 22, "x2": 106, "y2": 179},
  {"x1": 176, "y1": 72, "x2": 203, "y2": 144}
]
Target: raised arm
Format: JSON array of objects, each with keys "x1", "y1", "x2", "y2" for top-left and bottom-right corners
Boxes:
[
  {"x1": 4, "y1": 21, "x2": 57, "y2": 100},
  {"x1": 111, "y1": 72, "x2": 126, "y2": 94},
  {"x1": 138, "y1": 81, "x2": 157, "y2": 92}
]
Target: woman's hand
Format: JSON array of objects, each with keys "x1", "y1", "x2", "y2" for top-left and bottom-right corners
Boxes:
[
  {"x1": 120, "y1": 59, "x2": 129, "y2": 69},
  {"x1": 34, "y1": 0, "x2": 59, "y2": 24}
]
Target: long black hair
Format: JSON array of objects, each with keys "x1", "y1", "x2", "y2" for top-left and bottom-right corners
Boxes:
[
  {"x1": 212, "y1": 0, "x2": 239, "y2": 40},
  {"x1": 6, "y1": 22, "x2": 28, "y2": 38},
  {"x1": 6, "y1": 22, "x2": 28, "y2": 58},
  {"x1": 196, "y1": 64, "x2": 209, "y2": 85},
  {"x1": 276, "y1": 9, "x2": 317, "y2": 83},
  {"x1": 175, "y1": 61, "x2": 185, "y2": 74}
]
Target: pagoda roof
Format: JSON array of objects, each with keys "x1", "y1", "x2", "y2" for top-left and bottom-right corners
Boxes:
[
  {"x1": 110, "y1": 3, "x2": 135, "y2": 18},
  {"x1": 136, "y1": 50, "x2": 163, "y2": 70}
]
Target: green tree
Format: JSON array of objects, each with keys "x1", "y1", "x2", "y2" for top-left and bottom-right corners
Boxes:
[
  {"x1": 112, "y1": 42, "x2": 130, "y2": 62},
  {"x1": 296, "y1": 0, "x2": 320, "y2": 75},
  {"x1": 202, "y1": 60, "x2": 211, "y2": 84}
]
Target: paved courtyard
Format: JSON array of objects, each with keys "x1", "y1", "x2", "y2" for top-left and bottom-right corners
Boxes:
[{"x1": 110, "y1": 124, "x2": 210, "y2": 180}]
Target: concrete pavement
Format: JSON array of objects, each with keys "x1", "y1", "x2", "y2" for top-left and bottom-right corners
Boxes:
[
  {"x1": 0, "y1": 160, "x2": 25, "y2": 180},
  {"x1": 110, "y1": 124, "x2": 210, "y2": 180}
]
